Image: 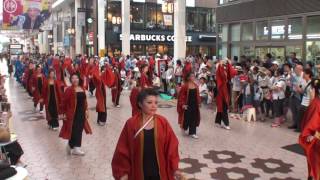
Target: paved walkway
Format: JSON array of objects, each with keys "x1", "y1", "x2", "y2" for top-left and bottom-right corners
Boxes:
[{"x1": 6, "y1": 75, "x2": 307, "y2": 180}]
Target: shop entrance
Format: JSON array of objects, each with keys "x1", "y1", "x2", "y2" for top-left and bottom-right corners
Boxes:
[{"x1": 255, "y1": 47, "x2": 285, "y2": 63}]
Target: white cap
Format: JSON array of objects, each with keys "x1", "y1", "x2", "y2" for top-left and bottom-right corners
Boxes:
[{"x1": 272, "y1": 61, "x2": 279, "y2": 66}]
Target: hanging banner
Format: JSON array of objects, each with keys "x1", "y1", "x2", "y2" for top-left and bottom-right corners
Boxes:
[{"x1": 2, "y1": 0, "x2": 51, "y2": 30}]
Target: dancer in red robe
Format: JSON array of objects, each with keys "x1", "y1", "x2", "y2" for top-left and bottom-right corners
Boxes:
[
  {"x1": 31, "y1": 65, "x2": 45, "y2": 113},
  {"x1": 299, "y1": 79, "x2": 320, "y2": 180},
  {"x1": 24, "y1": 62, "x2": 35, "y2": 97},
  {"x1": 41, "y1": 69, "x2": 62, "y2": 130},
  {"x1": 91, "y1": 65, "x2": 115, "y2": 125},
  {"x1": 182, "y1": 59, "x2": 192, "y2": 79},
  {"x1": 60, "y1": 73, "x2": 92, "y2": 156},
  {"x1": 177, "y1": 73, "x2": 201, "y2": 139},
  {"x1": 129, "y1": 78, "x2": 141, "y2": 116},
  {"x1": 52, "y1": 57, "x2": 67, "y2": 92},
  {"x1": 215, "y1": 59, "x2": 237, "y2": 130},
  {"x1": 111, "y1": 66, "x2": 122, "y2": 107},
  {"x1": 112, "y1": 88, "x2": 182, "y2": 180},
  {"x1": 140, "y1": 64, "x2": 152, "y2": 88}
]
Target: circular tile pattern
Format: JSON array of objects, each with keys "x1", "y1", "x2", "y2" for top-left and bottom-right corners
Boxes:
[
  {"x1": 203, "y1": 150, "x2": 245, "y2": 164},
  {"x1": 251, "y1": 158, "x2": 294, "y2": 173},
  {"x1": 180, "y1": 158, "x2": 207, "y2": 174},
  {"x1": 211, "y1": 167, "x2": 260, "y2": 180}
]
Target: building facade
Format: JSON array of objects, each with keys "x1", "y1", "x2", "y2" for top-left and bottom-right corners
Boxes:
[
  {"x1": 105, "y1": 0, "x2": 217, "y2": 57},
  {"x1": 216, "y1": 0, "x2": 320, "y2": 63}
]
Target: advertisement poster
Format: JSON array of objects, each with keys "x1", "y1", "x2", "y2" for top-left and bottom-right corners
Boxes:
[{"x1": 3, "y1": 0, "x2": 51, "y2": 30}]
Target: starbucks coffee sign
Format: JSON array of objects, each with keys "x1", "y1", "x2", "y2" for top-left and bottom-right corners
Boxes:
[{"x1": 119, "y1": 34, "x2": 192, "y2": 42}]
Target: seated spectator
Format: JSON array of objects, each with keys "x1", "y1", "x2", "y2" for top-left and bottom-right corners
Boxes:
[{"x1": 199, "y1": 77, "x2": 209, "y2": 104}]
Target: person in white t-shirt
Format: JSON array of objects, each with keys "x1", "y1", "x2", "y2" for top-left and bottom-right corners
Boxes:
[
  {"x1": 199, "y1": 77, "x2": 209, "y2": 104},
  {"x1": 296, "y1": 68, "x2": 314, "y2": 132},
  {"x1": 271, "y1": 69, "x2": 286, "y2": 127}
]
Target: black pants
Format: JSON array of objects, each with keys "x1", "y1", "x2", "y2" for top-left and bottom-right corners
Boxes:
[
  {"x1": 89, "y1": 79, "x2": 95, "y2": 95},
  {"x1": 290, "y1": 96, "x2": 301, "y2": 127},
  {"x1": 297, "y1": 105, "x2": 308, "y2": 132},
  {"x1": 34, "y1": 102, "x2": 44, "y2": 111},
  {"x1": 68, "y1": 117, "x2": 85, "y2": 148},
  {"x1": 272, "y1": 99, "x2": 284, "y2": 118},
  {"x1": 260, "y1": 98, "x2": 272, "y2": 117},
  {"x1": 48, "y1": 117, "x2": 59, "y2": 128},
  {"x1": 144, "y1": 175, "x2": 160, "y2": 180},
  {"x1": 3, "y1": 141, "x2": 24, "y2": 165},
  {"x1": 162, "y1": 78, "x2": 167, "y2": 93},
  {"x1": 215, "y1": 101, "x2": 229, "y2": 126},
  {"x1": 183, "y1": 109, "x2": 197, "y2": 135},
  {"x1": 114, "y1": 93, "x2": 120, "y2": 106},
  {"x1": 97, "y1": 112, "x2": 107, "y2": 123}
]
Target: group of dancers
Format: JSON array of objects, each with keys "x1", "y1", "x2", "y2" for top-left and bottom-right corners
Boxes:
[{"x1": 14, "y1": 55, "x2": 120, "y2": 155}]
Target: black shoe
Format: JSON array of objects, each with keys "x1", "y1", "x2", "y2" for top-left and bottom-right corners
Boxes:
[
  {"x1": 288, "y1": 125, "x2": 297, "y2": 129},
  {"x1": 294, "y1": 129, "x2": 301, "y2": 133}
]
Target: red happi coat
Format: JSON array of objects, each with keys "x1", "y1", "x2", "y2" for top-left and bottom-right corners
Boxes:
[
  {"x1": 59, "y1": 86, "x2": 92, "y2": 139},
  {"x1": 52, "y1": 59, "x2": 66, "y2": 88},
  {"x1": 177, "y1": 82, "x2": 201, "y2": 128},
  {"x1": 140, "y1": 73, "x2": 152, "y2": 88},
  {"x1": 182, "y1": 62, "x2": 192, "y2": 79},
  {"x1": 24, "y1": 68, "x2": 34, "y2": 92},
  {"x1": 79, "y1": 58, "x2": 89, "y2": 90},
  {"x1": 299, "y1": 97, "x2": 320, "y2": 180},
  {"x1": 129, "y1": 87, "x2": 141, "y2": 116},
  {"x1": 215, "y1": 63, "x2": 237, "y2": 112},
  {"x1": 31, "y1": 73, "x2": 45, "y2": 104},
  {"x1": 41, "y1": 79, "x2": 62, "y2": 122},
  {"x1": 111, "y1": 71, "x2": 122, "y2": 104},
  {"x1": 112, "y1": 114, "x2": 179, "y2": 180},
  {"x1": 91, "y1": 66, "x2": 115, "y2": 112}
]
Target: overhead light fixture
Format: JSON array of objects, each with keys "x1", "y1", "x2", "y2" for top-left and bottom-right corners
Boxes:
[{"x1": 52, "y1": 0, "x2": 65, "y2": 9}]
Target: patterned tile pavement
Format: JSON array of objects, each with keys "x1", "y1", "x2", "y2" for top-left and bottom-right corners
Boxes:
[{"x1": 5, "y1": 78, "x2": 307, "y2": 180}]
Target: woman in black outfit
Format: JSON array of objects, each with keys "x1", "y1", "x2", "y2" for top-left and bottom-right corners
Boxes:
[
  {"x1": 60, "y1": 73, "x2": 92, "y2": 156},
  {"x1": 177, "y1": 73, "x2": 201, "y2": 139},
  {"x1": 41, "y1": 69, "x2": 62, "y2": 130}
]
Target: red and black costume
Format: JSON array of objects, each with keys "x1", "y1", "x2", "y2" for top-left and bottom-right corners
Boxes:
[
  {"x1": 42, "y1": 78, "x2": 62, "y2": 128},
  {"x1": 31, "y1": 71, "x2": 45, "y2": 111},
  {"x1": 299, "y1": 97, "x2": 320, "y2": 180},
  {"x1": 91, "y1": 65, "x2": 115, "y2": 124},
  {"x1": 60, "y1": 86, "x2": 92, "y2": 148},
  {"x1": 177, "y1": 82, "x2": 201, "y2": 135},
  {"x1": 111, "y1": 67, "x2": 122, "y2": 107},
  {"x1": 112, "y1": 114, "x2": 179, "y2": 180},
  {"x1": 215, "y1": 63, "x2": 237, "y2": 126}
]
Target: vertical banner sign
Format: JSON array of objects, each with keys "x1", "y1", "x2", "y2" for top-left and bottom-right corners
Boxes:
[
  {"x1": 2, "y1": 0, "x2": 51, "y2": 30},
  {"x1": 77, "y1": 8, "x2": 86, "y2": 26}
]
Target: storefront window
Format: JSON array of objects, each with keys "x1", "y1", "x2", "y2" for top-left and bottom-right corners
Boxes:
[
  {"x1": 242, "y1": 22, "x2": 253, "y2": 41},
  {"x1": 286, "y1": 46, "x2": 302, "y2": 60},
  {"x1": 306, "y1": 41, "x2": 320, "y2": 62},
  {"x1": 106, "y1": 1, "x2": 121, "y2": 30},
  {"x1": 256, "y1": 21, "x2": 268, "y2": 40},
  {"x1": 221, "y1": 24, "x2": 228, "y2": 42},
  {"x1": 307, "y1": 16, "x2": 320, "y2": 39},
  {"x1": 242, "y1": 45, "x2": 254, "y2": 57},
  {"x1": 131, "y1": 3, "x2": 144, "y2": 29},
  {"x1": 146, "y1": 3, "x2": 157, "y2": 29},
  {"x1": 288, "y1": 18, "x2": 302, "y2": 40},
  {"x1": 231, "y1": 24, "x2": 240, "y2": 42},
  {"x1": 221, "y1": 44, "x2": 227, "y2": 58},
  {"x1": 186, "y1": 8, "x2": 215, "y2": 32},
  {"x1": 271, "y1": 20, "x2": 285, "y2": 40},
  {"x1": 231, "y1": 44, "x2": 240, "y2": 58},
  {"x1": 131, "y1": 44, "x2": 144, "y2": 56}
]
